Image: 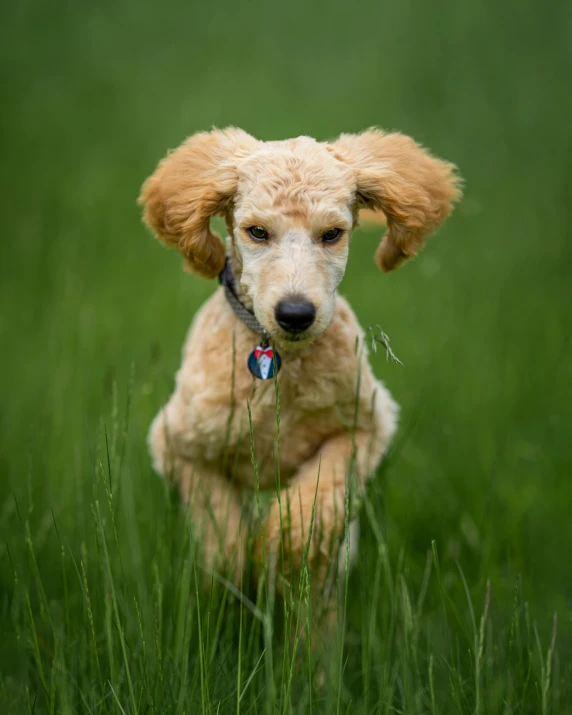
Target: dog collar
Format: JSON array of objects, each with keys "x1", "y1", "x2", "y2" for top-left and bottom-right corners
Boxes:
[{"x1": 219, "y1": 259, "x2": 282, "y2": 380}]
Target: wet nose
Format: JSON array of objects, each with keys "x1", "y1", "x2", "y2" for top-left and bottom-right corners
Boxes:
[{"x1": 275, "y1": 299, "x2": 316, "y2": 333}]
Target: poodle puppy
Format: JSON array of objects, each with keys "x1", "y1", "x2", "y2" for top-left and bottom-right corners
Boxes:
[{"x1": 139, "y1": 127, "x2": 461, "y2": 590}]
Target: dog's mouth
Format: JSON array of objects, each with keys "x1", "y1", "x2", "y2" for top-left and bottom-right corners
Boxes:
[
  {"x1": 271, "y1": 326, "x2": 321, "y2": 350},
  {"x1": 278, "y1": 333, "x2": 308, "y2": 344}
]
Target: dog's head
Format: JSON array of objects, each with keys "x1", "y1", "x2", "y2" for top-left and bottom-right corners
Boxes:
[{"x1": 140, "y1": 127, "x2": 461, "y2": 346}]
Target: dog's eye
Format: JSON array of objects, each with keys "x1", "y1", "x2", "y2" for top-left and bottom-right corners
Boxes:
[
  {"x1": 321, "y1": 228, "x2": 342, "y2": 243},
  {"x1": 248, "y1": 226, "x2": 269, "y2": 241}
]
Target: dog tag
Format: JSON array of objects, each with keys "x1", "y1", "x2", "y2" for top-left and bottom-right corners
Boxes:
[{"x1": 247, "y1": 344, "x2": 281, "y2": 380}]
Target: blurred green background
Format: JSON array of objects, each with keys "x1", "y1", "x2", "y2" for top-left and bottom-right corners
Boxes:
[{"x1": 1, "y1": 0, "x2": 571, "y2": 711}]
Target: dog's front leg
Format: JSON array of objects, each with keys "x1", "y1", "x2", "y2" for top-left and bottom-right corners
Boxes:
[
  {"x1": 149, "y1": 407, "x2": 247, "y2": 586},
  {"x1": 256, "y1": 430, "x2": 381, "y2": 590},
  {"x1": 171, "y1": 457, "x2": 248, "y2": 585}
]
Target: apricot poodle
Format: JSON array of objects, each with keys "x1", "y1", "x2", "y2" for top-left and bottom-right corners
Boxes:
[{"x1": 139, "y1": 127, "x2": 461, "y2": 593}]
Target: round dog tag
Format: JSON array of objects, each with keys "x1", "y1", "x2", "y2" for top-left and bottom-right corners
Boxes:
[{"x1": 247, "y1": 344, "x2": 281, "y2": 380}]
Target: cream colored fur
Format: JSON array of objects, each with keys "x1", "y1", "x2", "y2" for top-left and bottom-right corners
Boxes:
[{"x1": 140, "y1": 127, "x2": 461, "y2": 590}]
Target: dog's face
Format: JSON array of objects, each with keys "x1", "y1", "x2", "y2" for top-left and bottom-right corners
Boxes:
[
  {"x1": 231, "y1": 138, "x2": 355, "y2": 345},
  {"x1": 140, "y1": 128, "x2": 461, "y2": 346}
]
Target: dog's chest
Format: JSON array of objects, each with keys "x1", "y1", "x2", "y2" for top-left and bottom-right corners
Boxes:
[{"x1": 214, "y1": 352, "x2": 359, "y2": 486}]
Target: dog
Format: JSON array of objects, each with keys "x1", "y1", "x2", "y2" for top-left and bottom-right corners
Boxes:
[{"x1": 139, "y1": 127, "x2": 461, "y2": 593}]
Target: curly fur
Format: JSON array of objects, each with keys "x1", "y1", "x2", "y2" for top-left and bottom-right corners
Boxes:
[{"x1": 139, "y1": 127, "x2": 461, "y2": 589}]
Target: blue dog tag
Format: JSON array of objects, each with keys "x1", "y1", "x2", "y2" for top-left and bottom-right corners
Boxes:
[{"x1": 247, "y1": 344, "x2": 281, "y2": 380}]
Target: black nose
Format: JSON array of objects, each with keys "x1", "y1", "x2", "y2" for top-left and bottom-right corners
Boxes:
[{"x1": 275, "y1": 299, "x2": 316, "y2": 333}]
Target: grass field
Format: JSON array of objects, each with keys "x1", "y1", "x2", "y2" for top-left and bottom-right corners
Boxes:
[{"x1": 1, "y1": 0, "x2": 571, "y2": 712}]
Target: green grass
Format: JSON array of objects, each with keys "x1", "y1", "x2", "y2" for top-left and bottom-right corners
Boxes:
[{"x1": 1, "y1": 0, "x2": 571, "y2": 712}]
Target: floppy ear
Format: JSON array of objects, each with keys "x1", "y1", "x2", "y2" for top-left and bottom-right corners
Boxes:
[
  {"x1": 331, "y1": 128, "x2": 462, "y2": 272},
  {"x1": 139, "y1": 127, "x2": 258, "y2": 278}
]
